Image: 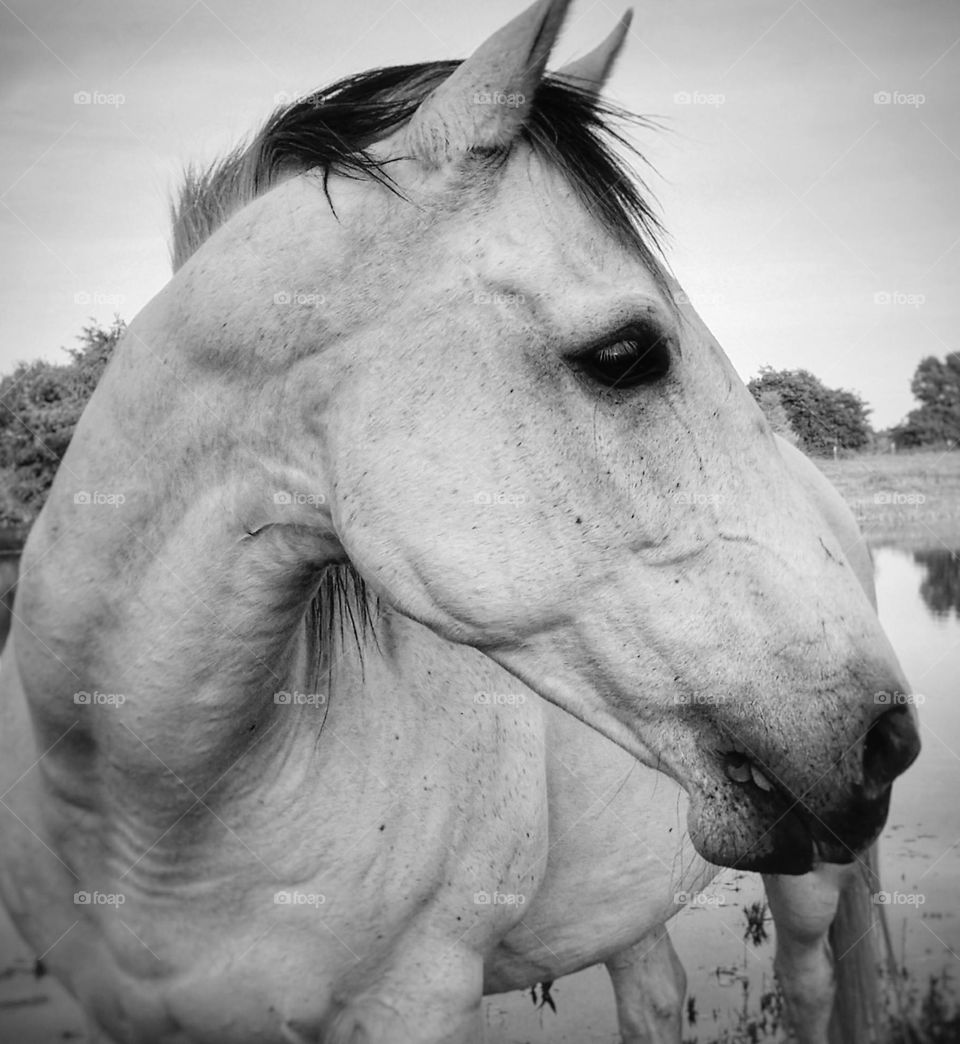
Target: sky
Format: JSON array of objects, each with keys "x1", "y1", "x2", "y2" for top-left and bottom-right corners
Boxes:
[{"x1": 0, "y1": 0, "x2": 958, "y2": 430}]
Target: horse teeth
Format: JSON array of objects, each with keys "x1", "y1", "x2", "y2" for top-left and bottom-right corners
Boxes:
[
  {"x1": 750, "y1": 764, "x2": 774, "y2": 792},
  {"x1": 725, "y1": 759, "x2": 752, "y2": 784}
]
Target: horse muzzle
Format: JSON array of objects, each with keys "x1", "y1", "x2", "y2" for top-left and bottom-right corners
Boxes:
[{"x1": 686, "y1": 704, "x2": 920, "y2": 875}]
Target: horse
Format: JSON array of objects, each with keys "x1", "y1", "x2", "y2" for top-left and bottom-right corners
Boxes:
[{"x1": 0, "y1": 1, "x2": 919, "y2": 1041}]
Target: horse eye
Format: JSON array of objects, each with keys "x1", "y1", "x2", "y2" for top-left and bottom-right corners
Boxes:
[{"x1": 576, "y1": 326, "x2": 672, "y2": 390}]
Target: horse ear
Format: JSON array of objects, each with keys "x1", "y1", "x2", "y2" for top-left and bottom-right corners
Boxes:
[
  {"x1": 403, "y1": 0, "x2": 572, "y2": 168},
  {"x1": 554, "y1": 10, "x2": 633, "y2": 96}
]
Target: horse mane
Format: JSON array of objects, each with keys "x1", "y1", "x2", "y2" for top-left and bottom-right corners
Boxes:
[
  {"x1": 170, "y1": 61, "x2": 670, "y2": 287},
  {"x1": 308, "y1": 565, "x2": 378, "y2": 682},
  {"x1": 170, "y1": 61, "x2": 672, "y2": 672}
]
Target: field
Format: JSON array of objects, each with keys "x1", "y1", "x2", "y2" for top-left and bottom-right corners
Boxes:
[{"x1": 815, "y1": 449, "x2": 960, "y2": 550}]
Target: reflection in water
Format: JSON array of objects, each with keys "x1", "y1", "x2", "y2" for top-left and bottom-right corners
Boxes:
[
  {"x1": 873, "y1": 546, "x2": 960, "y2": 1010},
  {"x1": 913, "y1": 549, "x2": 960, "y2": 618}
]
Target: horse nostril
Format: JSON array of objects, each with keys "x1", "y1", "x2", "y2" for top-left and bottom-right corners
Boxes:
[{"x1": 863, "y1": 706, "x2": 921, "y2": 792}]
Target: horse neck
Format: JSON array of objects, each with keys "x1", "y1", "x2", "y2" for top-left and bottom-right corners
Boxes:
[
  {"x1": 16, "y1": 279, "x2": 342, "y2": 756},
  {"x1": 299, "y1": 591, "x2": 545, "y2": 790}
]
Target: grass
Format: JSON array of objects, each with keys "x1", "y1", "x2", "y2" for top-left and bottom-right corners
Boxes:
[
  {"x1": 815, "y1": 449, "x2": 960, "y2": 550},
  {"x1": 685, "y1": 971, "x2": 960, "y2": 1044},
  {"x1": 682, "y1": 903, "x2": 960, "y2": 1044},
  {"x1": 885, "y1": 969, "x2": 960, "y2": 1044}
]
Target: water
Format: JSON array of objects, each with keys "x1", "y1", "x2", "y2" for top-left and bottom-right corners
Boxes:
[
  {"x1": 1, "y1": 548, "x2": 958, "y2": 1042},
  {"x1": 873, "y1": 549, "x2": 960, "y2": 985}
]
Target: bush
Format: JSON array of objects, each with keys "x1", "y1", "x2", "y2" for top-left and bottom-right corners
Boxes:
[
  {"x1": 0, "y1": 318, "x2": 123, "y2": 526},
  {"x1": 748, "y1": 367, "x2": 871, "y2": 456}
]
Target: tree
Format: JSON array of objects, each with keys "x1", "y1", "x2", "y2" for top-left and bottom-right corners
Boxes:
[
  {"x1": 892, "y1": 353, "x2": 960, "y2": 449},
  {"x1": 753, "y1": 388, "x2": 800, "y2": 446},
  {"x1": 0, "y1": 318, "x2": 124, "y2": 525},
  {"x1": 747, "y1": 368, "x2": 871, "y2": 456}
]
